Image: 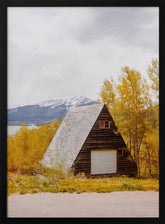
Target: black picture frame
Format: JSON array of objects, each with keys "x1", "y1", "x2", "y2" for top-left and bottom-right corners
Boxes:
[{"x1": 0, "y1": 0, "x2": 164, "y2": 223}]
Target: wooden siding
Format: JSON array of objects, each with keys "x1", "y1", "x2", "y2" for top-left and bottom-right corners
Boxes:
[{"x1": 72, "y1": 105, "x2": 137, "y2": 177}]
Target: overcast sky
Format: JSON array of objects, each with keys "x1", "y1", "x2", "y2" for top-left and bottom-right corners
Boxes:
[{"x1": 8, "y1": 7, "x2": 159, "y2": 108}]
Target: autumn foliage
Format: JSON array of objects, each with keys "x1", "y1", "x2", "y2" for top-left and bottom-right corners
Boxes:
[
  {"x1": 99, "y1": 59, "x2": 159, "y2": 177},
  {"x1": 7, "y1": 59, "x2": 159, "y2": 179},
  {"x1": 7, "y1": 121, "x2": 60, "y2": 174}
]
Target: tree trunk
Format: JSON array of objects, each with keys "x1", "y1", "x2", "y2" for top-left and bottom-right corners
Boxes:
[{"x1": 147, "y1": 147, "x2": 151, "y2": 177}]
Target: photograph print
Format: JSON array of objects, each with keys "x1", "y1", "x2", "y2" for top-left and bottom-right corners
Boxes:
[{"x1": 7, "y1": 6, "x2": 159, "y2": 218}]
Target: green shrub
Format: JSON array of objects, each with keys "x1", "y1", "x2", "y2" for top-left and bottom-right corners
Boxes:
[
  {"x1": 8, "y1": 182, "x2": 17, "y2": 195},
  {"x1": 31, "y1": 189, "x2": 38, "y2": 194},
  {"x1": 19, "y1": 188, "x2": 29, "y2": 194},
  {"x1": 43, "y1": 180, "x2": 49, "y2": 187}
]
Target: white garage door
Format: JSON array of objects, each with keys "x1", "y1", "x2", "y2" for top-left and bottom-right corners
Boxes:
[{"x1": 91, "y1": 150, "x2": 117, "y2": 175}]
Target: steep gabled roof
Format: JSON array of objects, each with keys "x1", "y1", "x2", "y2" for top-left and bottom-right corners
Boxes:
[{"x1": 41, "y1": 103, "x2": 104, "y2": 169}]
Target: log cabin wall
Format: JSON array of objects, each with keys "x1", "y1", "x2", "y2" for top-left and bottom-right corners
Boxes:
[{"x1": 72, "y1": 105, "x2": 137, "y2": 177}]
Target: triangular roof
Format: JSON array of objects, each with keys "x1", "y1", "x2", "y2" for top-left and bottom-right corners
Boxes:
[{"x1": 41, "y1": 103, "x2": 104, "y2": 169}]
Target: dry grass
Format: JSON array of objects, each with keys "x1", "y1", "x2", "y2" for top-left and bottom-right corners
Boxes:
[{"x1": 7, "y1": 171, "x2": 159, "y2": 195}]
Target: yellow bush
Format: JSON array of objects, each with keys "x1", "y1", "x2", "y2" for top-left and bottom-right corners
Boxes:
[{"x1": 7, "y1": 121, "x2": 59, "y2": 174}]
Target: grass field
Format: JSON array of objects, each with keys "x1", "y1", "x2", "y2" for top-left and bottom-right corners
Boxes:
[{"x1": 8, "y1": 171, "x2": 159, "y2": 195}]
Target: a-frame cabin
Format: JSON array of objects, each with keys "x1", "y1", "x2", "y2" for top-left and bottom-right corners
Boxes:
[{"x1": 42, "y1": 104, "x2": 137, "y2": 177}]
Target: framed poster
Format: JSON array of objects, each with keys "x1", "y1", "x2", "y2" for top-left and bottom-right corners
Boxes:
[{"x1": 0, "y1": 0, "x2": 163, "y2": 223}]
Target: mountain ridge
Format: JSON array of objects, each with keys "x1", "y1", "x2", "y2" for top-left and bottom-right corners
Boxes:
[{"x1": 8, "y1": 96, "x2": 96, "y2": 125}]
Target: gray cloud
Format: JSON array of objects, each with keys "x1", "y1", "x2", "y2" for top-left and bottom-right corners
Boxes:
[
  {"x1": 75, "y1": 7, "x2": 158, "y2": 53},
  {"x1": 8, "y1": 7, "x2": 159, "y2": 108}
]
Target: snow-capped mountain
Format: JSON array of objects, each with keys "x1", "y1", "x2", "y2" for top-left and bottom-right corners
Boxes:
[
  {"x1": 38, "y1": 96, "x2": 94, "y2": 109},
  {"x1": 8, "y1": 96, "x2": 96, "y2": 125}
]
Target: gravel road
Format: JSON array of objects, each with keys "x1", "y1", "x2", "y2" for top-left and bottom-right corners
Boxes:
[{"x1": 8, "y1": 191, "x2": 159, "y2": 217}]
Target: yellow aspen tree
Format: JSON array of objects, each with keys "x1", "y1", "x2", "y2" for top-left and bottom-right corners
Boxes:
[
  {"x1": 99, "y1": 61, "x2": 159, "y2": 178},
  {"x1": 7, "y1": 121, "x2": 59, "y2": 174},
  {"x1": 147, "y1": 58, "x2": 159, "y2": 99},
  {"x1": 116, "y1": 66, "x2": 150, "y2": 177},
  {"x1": 7, "y1": 135, "x2": 16, "y2": 171},
  {"x1": 99, "y1": 77, "x2": 120, "y2": 127},
  {"x1": 141, "y1": 58, "x2": 159, "y2": 177}
]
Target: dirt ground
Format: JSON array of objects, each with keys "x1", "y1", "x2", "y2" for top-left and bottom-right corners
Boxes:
[{"x1": 7, "y1": 191, "x2": 159, "y2": 217}]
